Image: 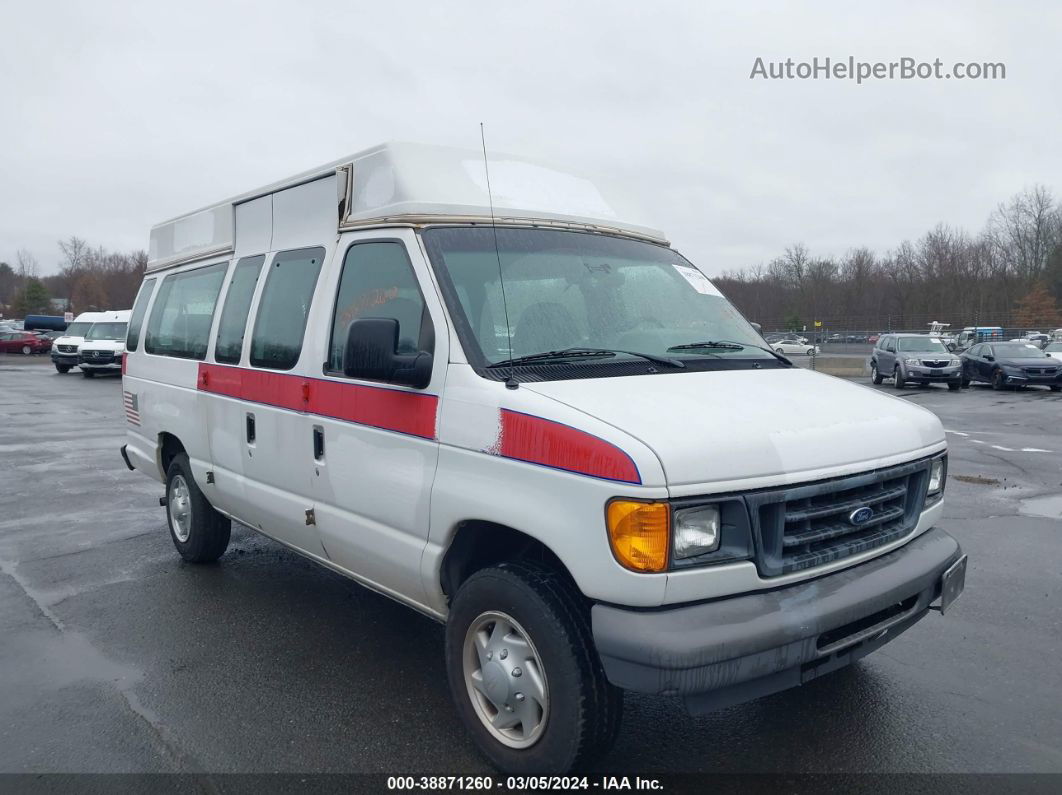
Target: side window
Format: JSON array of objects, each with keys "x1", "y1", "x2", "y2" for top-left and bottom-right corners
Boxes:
[
  {"x1": 968, "y1": 344, "x2": 981, "y2": 357},
  {"x1": 884, "y1": 337, "x2": 896, "y2": 353},
  {"x1": 214, "y1": 255, "x2": 265, "y2": 364},
  {"x1": 144, "y1": 263, "x2": 227, "y2": 359},
  {"x1": 327, "y1": 241, "x2": 434, "y2": 372},
  {"x1": 250, "y1": 247, "x2": 324, "y2": 370},
  {"x1": 126, "y1": 278, "x2": 156, "y2": 352}
]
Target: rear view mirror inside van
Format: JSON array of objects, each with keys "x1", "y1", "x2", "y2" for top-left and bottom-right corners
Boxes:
[{"x1": 343, "y1": 317, "x2": 432, "y2": 389}]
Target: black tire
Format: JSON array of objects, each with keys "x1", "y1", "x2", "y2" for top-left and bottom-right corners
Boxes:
[
  {"x1": 445, "y1": 561, "x2": 622, "y2": 774},
  {"x1": 21, "y1": 345, "x2": 32, "y2": 355},
  {"x1": 992, "y1": 370, "x2": 1006, "y2": 391},
  {"x1": 164, "y1": 453, "x2": 230, "y2": 563},
  {"x1": 871, "y1": 362, "x2": 884, "y2": 385},
  {"x1": 82, "y1": 369, "x2": 95, "y2": 378},
  {"x1": 961, "y1": 377, "x2": 970, "y2": 388},
  {"x1": 55, "y1": 364, "x2": 71, "y2": 373},
  {"x1": 1051, "y1": 385, "x2": 1061, "y2": 392},
  {"x1": 893, "y1": 366, "x2": 906, "y2": 389},
  {"x1": 947, "y1": 382, "x2": 960, "y2": 391}
]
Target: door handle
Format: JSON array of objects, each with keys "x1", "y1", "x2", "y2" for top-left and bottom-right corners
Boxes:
[
  {"x1": 246, "y1": 412, "x2": 256, "y2": 444},
  {"x1": 313, "y1": 425, "x2": 325, "y2": 461}
]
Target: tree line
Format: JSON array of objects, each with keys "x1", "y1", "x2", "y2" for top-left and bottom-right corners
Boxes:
[
  {"x1": 714, "y1": 185, "x2": 1062, "y2": 333},
  {"x1": 0, "y1": 237, "x2": 147, "y2": 318}
]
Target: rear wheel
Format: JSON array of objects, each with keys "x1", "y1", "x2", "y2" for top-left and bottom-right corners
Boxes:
[
  {"x1": 21, "y1": 345, "x2": 32, "y2": 355},
  {"x1": 445, "y1": 561, "x2": 621, "y2": 774},
  {"x1": 893, "y1": 366, "x2": 906, "y2": 389},
  {"x1": 871, "y1": 362, "x2": 884, "y2": 384},
  {"x1": 165, "y1": 453, "x2": 230, "y2": 563},
  {"x1": 55, "y1": 364, "x2": 71, "y2": 373}
]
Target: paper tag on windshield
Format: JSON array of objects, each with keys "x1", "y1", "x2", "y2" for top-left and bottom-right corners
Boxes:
[{"x1": 672, "y1": 263, "x2": 722, "y2": 296}]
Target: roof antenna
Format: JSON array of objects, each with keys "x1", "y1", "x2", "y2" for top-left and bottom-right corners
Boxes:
[{"x1": 480, "y1": 122, "x2": 518, "y2": 389}]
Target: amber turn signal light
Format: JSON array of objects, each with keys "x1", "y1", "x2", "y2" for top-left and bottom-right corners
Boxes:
[{"x1": 606, "y1": 500, "x2": 670, "y2": 572}]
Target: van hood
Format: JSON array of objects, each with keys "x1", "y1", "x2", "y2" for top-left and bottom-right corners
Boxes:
[
  {"x1": 523, "y1": 367, "x2": 945, "y2": 488},
  {"x1": 79, "y1": 340, "x2": 126, "y2": 352}
]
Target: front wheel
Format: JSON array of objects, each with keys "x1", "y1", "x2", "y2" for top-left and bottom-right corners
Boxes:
[
  {"x1": 55, "y1": 364, "x2": 71, "y2": 373},
  {"x1": 992, "y1": 370, "x2": 1006, "y2": 391},
  {"x1": 894, "y1": 366, "x2": 906, "y2": 389},
  {"x1": 165, "y1": 453, "x2": 231, "y2": 562},
  {"x1": 961, "y1": 377, "x2": 970, "y2": 388},
  {"x1": 445, "y1": 562, "x2": 621, "y2": 774},
  {"x1": 1051, "y1": 385, "x2": 1061, "y2": 392},
  {"x1": 82, "y1": 369, "x2": 95, "y2": 378},
  {"x1": 21, "y1": 345, "x2": 32, "y2": 355},
  {"x1": 871, "y1": 362, "x2": 884, "y2": 384},
  {"x1": 947, "y1": 382, "x2": 961, "y2": 391}
]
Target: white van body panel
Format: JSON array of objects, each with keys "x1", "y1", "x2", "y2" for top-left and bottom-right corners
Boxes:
[
  {"x1": 78, "y1": 310, "x2": 132, "y2": 372},
  {"x1": 51, "y1": 311, "x2": 114, "y2": 366},
  {"x1": 522, "y1": 368, "x2": 946, "y2": 491}
]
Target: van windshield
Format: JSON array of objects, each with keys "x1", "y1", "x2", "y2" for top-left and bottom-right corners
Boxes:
[
  {"x1": 422, "y1": 227, "x2": 770, "y2": 368},
  {"x1": 85, "y1": 322, "x2": 128, "y2": 341},
  {"x1": 63, "y1": 322, "x2": 91, "y2": 337}
]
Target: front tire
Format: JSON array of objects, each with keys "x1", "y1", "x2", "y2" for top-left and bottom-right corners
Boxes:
[
  {"x1": 948, "y1": 382, "x2": 961, "y2": 391},
  {"x1": 871, "y1": 362, "x2": 884, "y2": 384},
  {"x1": 21, "y1": 345, "x2": 32, "y2": 355},
  {"x1": 55, "y1": 364, "x2": 71, "y2": 373},
  {"x1": 894, "y1": 366, "x2": 906, "y2": 389},
  {"x1": 81, "y1": 369, "x2": 95, "y2": 378},
  {"x1": 992, "y1": 370, "x2": 1006, "y2": 391},
  {"x1": 445, "y1": 562, "x2": 621, "y2": 774},
  {"x1": 165, "y1": 453, "x2": 230, "y2": 563}
]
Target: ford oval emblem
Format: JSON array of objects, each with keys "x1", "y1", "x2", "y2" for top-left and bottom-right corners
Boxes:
[{"x1": 849, "y1": 506, "x2": 874, "y2": 526}]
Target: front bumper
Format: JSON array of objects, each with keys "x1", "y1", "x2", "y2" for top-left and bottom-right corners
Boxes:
[
  {"x1": 1000, "y1": 371, "x2": 1061, "y2": 386},
  {"x1": 905, "y1": 365, "x2": 961, "y2": 382},
  {"x1": 591, "y1": 527, "x2": 963, "y2": 714},
  {"x1": 51, "y1": 352, "x2": 79, "y2": 365}
]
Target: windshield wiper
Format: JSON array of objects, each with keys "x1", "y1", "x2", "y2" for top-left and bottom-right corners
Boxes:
[
  {"x1": 487, "y1": 347, "x2": 685, "y2": 369},
  {"x1": 667, "y1": 340, "x2": 793, "y2": 366}
]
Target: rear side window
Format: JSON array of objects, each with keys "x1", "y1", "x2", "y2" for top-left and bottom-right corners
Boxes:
[
  {"x1": 250, "y1": 247, "x2": 324, "y2": 370},
  {"x1": 126, "y1": 278, "x2": 156, "y2": 352},
  {"x1": 327, "y1": 242, "x2": 433, "y2": 372},
  {"x1": 144, "y1": 263, "x2": 227, "y2": 359},
  {"x1": 214, "y1": 256, "x2": 265, "y2": 364}
]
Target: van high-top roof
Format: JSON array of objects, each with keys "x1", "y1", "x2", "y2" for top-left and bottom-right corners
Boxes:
[{"x1": 147, "y1": 142, "x2": 666, "y2": 273}]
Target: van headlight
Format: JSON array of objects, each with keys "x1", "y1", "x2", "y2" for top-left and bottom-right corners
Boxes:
[
  {"x1": 673, "y1": 505, "x2": 721, "y2": 560},
  {"x1": 928, "y1": 455, "x2": 947, "y2": 500}
]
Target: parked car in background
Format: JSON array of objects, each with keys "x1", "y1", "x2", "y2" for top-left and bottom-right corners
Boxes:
[
  {"x1": 771, "y1": 339, "x2": 819, "y2": 356},
  {"x1": 1010, "y1": 332, "x2": 1050, "y2": 347},
  {"x1": 1044, "y1": 342, "x2": 1062, "y2": 361},
  {"x1": 0, "y1": 330, "x2": 52, "y2": 355},
  {"x1": 78, "y1": 311, "x2": 131, "y2": 378},
  {"x1": 50, "y1": 311, "x2": 109, "y2": 373},
  {"x1": 867, "y1": 334, "x2": 880, "y2": 344},
  {"x1": 871, "y1": 334, "x2": 962, "y2": 390},
  {"x1": 955, "y1": 326, "x2": 1003, "y2": 350},
  {"x1": 960, "y1": 342, "x2": 1061, "y2": 391}
]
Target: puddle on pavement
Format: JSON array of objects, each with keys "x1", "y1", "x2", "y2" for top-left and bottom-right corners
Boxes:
[{"x1": 1019, "y1": 494, "x2": 1062, "y2": 520}]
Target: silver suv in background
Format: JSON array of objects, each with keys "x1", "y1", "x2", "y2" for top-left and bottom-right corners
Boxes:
[{"x1": 872, "y1": 334, "x2": 962, "y2": 390}]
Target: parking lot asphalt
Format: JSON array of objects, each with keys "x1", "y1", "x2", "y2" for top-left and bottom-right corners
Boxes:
[{"x1": 1, "y1": 357, "x2": 1061, "y2": 775}]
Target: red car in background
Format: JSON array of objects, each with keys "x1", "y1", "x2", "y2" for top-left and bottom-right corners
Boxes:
[{"x1": 0, "y1": 330, "x2": 53, "y2": 355}]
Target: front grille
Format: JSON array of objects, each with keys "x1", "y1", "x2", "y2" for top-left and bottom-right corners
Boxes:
[
  {"x1": 58, "y1": 344, "x2": 77, "y2": 353},
  {"x1": 920, "y1": 359, "x2": 951, "y2": 368},
  {"x1": 747, "y1": 459, "x2": 931, "y2": 577},
  {"x1": 1023, "y1": 366, "x2": 1058, "y2": 377},
  {"x1": 79, "y1": 351, "x2": 115, "y2": 364}
]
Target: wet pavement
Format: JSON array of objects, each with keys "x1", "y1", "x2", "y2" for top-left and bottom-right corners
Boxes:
[{"x1": 1, "y1": 358, "x2": 1061, "y2": 774}]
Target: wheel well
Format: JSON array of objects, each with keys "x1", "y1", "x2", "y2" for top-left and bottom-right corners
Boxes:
[
  {"x1": 440, "y1": 521, "x2": 576, "y2": 602},
  {"x1": 158, "y1": 433, "x2": 186, "y2": 477}
]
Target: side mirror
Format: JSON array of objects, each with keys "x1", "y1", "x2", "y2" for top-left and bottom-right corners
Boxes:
[
  {"x1": 343, "y1": 318, "x2": 432, "y2": 389},
  {"x1": 983, "y1": 354, "x2": 994, "y2": 361}
]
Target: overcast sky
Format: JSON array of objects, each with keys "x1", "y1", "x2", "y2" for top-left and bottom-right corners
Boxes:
[{"x1": 2, "y1": 0, "x2": 1060, "y2": 277}]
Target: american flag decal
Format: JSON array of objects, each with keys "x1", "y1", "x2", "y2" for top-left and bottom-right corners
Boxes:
[{"x1": 123, "y1": 391, "x2": 140, "y2": 426}]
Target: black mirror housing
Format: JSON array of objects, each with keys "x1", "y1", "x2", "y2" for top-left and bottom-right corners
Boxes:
[{"x1": 343, "y1": 318, "x2": 432, "y2": 389}]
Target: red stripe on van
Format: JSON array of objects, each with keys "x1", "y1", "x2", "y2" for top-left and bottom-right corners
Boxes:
[
  {"x1": 197, "y1": 363, "x2": 438, "y2": 439},
  {"x1": 497, "y1": 409, "x2": 641, "y2": 484}
]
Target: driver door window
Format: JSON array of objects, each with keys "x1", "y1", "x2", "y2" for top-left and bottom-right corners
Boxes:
[{"x1": 327, "y1": 241, "x2": 434, "y2": 374}]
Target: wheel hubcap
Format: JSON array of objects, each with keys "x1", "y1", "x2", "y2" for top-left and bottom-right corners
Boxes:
[
  {"x1": 463, "y1": 611, "x2": 548, "y2": 749},
  {"x1": 169, "y1": 475, "x2": 192, "y2": 542}
]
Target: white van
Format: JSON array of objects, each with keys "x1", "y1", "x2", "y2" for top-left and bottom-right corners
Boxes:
[
  {"x1": 122, "y1": 143, "x2": 965, "y2": 773},
  {"x1": 77, "y1": 310, "x2": 131, "y2": 377},
  {"x1": 50, "y1": 311, "x2": 108, "y2": 372}
]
